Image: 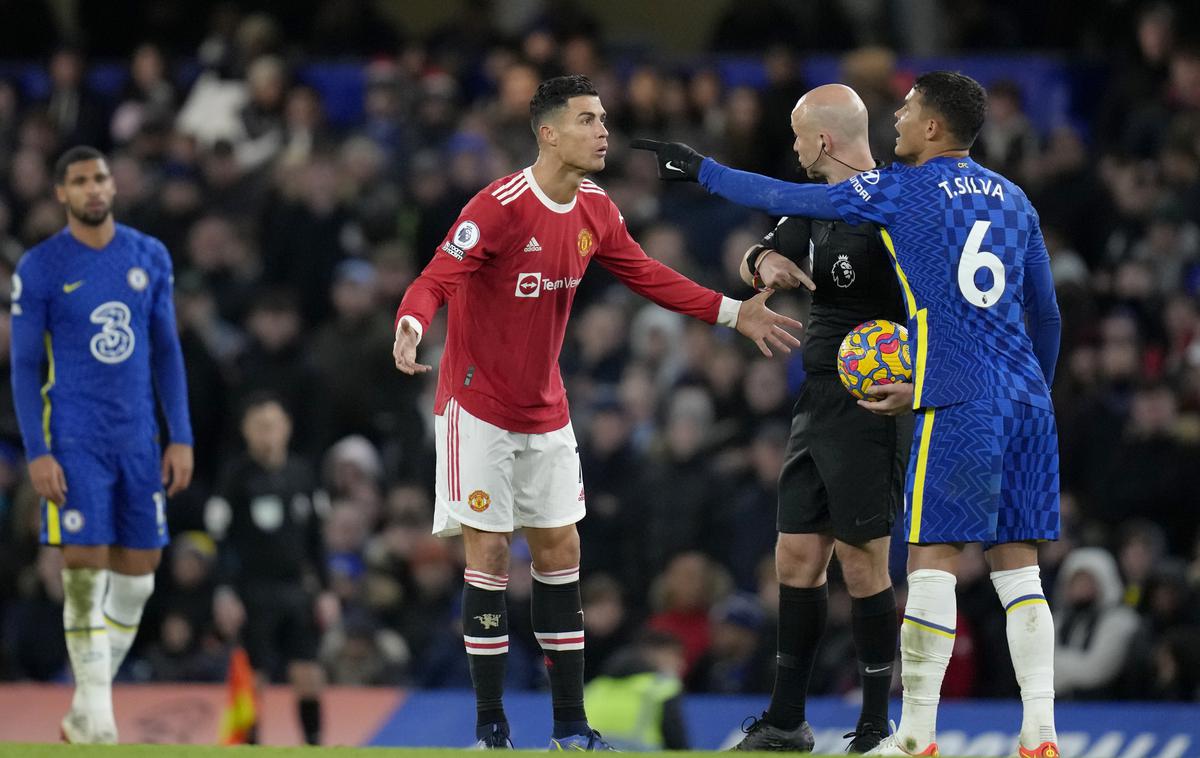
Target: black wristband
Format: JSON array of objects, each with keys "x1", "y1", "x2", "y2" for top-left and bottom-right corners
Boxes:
[{"x1": 746, "y1": 244, "x2": 769, "y2": 276}]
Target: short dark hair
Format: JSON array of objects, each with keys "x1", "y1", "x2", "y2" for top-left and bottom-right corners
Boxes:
[
  {"x1": 913, "y1": 71, "x2": 987, "y2": 147},
  {"x1": 54, "y1": 145, "x2": 106, "y2": 184},
  {"x1": 529, "y1": 74, "x2": 598, "y2": 136}
]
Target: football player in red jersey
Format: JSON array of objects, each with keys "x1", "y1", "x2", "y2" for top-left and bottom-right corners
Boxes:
[{"x1": 393, "y1": 74, "x2": 801, "y2": 750}]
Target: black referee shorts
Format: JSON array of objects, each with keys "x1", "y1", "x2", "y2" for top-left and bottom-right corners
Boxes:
[
  {"x1": 241, "y1": 582, "x2": 320, "y2": 679},
  {"x1": 778, "y1": 375, "x2": 914, "y2": 543}
]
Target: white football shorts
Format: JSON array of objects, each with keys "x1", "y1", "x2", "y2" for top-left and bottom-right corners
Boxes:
[{"x1": 433, "y1": 398, "x2": 586, "y2": 537}]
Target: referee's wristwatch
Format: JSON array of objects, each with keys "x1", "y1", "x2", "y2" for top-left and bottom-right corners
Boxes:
[{"x1": 746, "y1": 244, "x2": 770, "y2": 291}]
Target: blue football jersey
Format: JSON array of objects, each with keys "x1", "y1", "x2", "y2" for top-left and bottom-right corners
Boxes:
[
  {"x1": 11, "y1": 224, "x2": 192, "y2": 457},
  {"x1": 826, "y1": 157, "x2": 1051, "y2": 410}
]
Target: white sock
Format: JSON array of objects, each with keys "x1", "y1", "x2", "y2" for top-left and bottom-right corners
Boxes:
[
  {"x1": 104, "y1": 572, "x2": 155, "y2": 678},
  {"x1": 898, "y1": 568, "x2": 957, "y2": 751},
  {"x1": 991, "y1": 566, "x2": 1057, "y2": 748},
  {"x1": 62, "y1": 568, "x2": 114, "y2": 724}
]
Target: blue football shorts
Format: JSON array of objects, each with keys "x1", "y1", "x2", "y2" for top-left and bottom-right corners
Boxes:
[
  {"x1": 904, "y1": 397, "x2": 1060, "y2": 548},
  {"x1": 41, "y1": 440, "x2": 168, "y2": 549}
]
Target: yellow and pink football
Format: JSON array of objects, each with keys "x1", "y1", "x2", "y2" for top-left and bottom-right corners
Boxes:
[{"x1": 837, "y1": 320, "x2": 913, "y2": 399}]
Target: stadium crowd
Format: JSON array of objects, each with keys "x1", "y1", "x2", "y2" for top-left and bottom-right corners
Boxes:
[{"x1": 0, "y1": 0, "x2": 1198, "y2": 705}]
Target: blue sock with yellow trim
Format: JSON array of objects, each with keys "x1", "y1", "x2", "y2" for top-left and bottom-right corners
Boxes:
[
  {"x1": 992, "y1": 566, "x2": 1057, "y2": 748},
  {"x1": 897, "y1": 568, "x2": 956, "y2": 751}
]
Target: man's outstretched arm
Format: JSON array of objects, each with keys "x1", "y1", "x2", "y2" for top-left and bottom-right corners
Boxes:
[
  {"x1": 698, "y1": 159, "x2": 842, "y2": 220},
  {"x1": 594, "y1": 198, "x2": 803, "y2": 357},
  {"x1": 631, "y1": 139, "x2": 843, "y2": 220}
]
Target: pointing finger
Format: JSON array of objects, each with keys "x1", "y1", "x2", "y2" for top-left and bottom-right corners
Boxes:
[{"x1": 629, "y1": 139, "x2": 665, "y2": 152}]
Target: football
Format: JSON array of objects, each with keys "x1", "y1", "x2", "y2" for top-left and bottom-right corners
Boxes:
[{"x1": 837, "y1": 320, "x2": 913, "y2": 399}]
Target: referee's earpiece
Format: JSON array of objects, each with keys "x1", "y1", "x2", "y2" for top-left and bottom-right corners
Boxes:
[{"x1": 802, "y1": 139, "x2": 827, "y2": 171}]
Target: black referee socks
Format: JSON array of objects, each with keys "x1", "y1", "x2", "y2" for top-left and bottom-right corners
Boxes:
[
  {"x1": 766, "y1": 583, "x2": 828, "y2": 729},
  {"x1": 852, "y1": 586, "x2": 898, "y2": 729}
]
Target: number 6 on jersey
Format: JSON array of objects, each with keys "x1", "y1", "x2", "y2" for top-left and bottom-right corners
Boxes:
[{"x1": 957, "y1": 219, "x2": 1005, "y2": 308}]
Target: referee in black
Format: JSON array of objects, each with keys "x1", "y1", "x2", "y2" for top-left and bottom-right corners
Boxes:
[
  {"x1": 731, "y1": 84, "x2": 912, "y2": 754},
  {"x1": 205, "y1": 392, "x2": 332, "y2": 745}
]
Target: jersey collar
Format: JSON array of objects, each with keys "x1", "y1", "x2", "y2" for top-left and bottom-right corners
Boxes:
[{"x1": 523, "y1": 167, "x2": 577, "y2": 214}]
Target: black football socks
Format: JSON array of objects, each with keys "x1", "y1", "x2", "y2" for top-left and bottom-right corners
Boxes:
[
  {"x1": 298, "y1": 696, "x2": 321, "y2": 745},
  {"x1": 765, "y1": 583, "x2": 828, "y2": 730},
  {"x1": 463, "y1": 569, "x2": 511, "y2": 737},
  {"x1": 531, "y1": 566, "x2": 588, "y2": 738},
  {"x1": 852, "y1": 586, "x2": 898, "y2": 729}
]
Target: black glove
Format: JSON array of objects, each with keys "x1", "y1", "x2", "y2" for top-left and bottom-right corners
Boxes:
[{"x1": 630, "y1": 139, "x2": 706, "y2": 182}]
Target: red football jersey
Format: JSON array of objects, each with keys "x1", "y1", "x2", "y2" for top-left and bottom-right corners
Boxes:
[{"x1": 397, "y1": 167, "x2": 730, "y2": 433}]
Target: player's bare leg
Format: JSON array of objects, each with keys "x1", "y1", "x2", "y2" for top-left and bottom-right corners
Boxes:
[
  {"x1": 461, "y1": 526, "x2": 515, "y2": 748},
  {"x1": 987, "y1": 541, "x2": 1058, "y2": 758},
  {"x1": 835, "y1": 536, "x2": 898, "y2": 752},
  {"x1": 526, "y1": 524, "x2": 609, "y2": 750},
  {"x1": 106, "y1": 547, "x2": 160, "y2": 679},
  {"x1": 288, "y1": 660, "x2": 325, "y2": 745},
  {"x1": 60, "y1": 544, "x2": 116, "y2": 744},
  {"x1": 868, "y1": 543, "x2": 961, "y2": 756}
]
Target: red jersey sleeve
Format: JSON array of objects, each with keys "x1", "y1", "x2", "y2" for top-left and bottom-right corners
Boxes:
[
  {"x1": 396, "y1": 191, "x2": 508, "y2": 332},
  {"x1": 593, "y1": 198, "x2": 722, "y2": 324}
]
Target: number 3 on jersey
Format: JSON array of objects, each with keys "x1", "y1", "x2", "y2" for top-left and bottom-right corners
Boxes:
[
  {"x1": 957, "y1": 220, "x2": 1006, "y2": 308},
  {"x1": 90, "y1": 301, "x2": 136, "y2": 364}
]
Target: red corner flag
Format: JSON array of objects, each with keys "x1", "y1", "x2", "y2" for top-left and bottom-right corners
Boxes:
[{"x1": 218, "y1": 647, "x2": 258, "y2": 745}]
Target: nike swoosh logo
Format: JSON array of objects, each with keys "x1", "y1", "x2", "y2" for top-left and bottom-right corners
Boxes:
[
  {"x1": 664, "y1": 160, "x2": 684, "y2": 172},
  {"x1": 855, "y1": 513, "x2": 883, "y2": 527},
  {"x1": 865, "y1": 665, "x2": 891, "y2": 674},
  {"x1": 62, "y1": 281, "x2": 84, "y2": 293}
]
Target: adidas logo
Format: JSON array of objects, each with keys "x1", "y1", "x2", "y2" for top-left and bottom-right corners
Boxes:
[{"x1": 523, "y1": 236, "x2": 542, "y2": 253}]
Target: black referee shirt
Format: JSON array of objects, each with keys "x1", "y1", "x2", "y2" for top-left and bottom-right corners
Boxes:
[{"x1": 758, "y1": 215, "x2": 907, "y2": 376}]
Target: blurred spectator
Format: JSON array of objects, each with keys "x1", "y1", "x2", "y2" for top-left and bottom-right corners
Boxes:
[
  {"x1": 687, "y1": 593, "x2": 773, "y2": 694},
  {"x1": 141, "y1": 610, "x2": 226, "y2": 683},
  {"x1": 1098, "y1": 2, "x2": 1175, "y2": 151},
  {"x1": 759, "y1": 46, "x2": 808, "y2": 179},
  {"x1": 42, "y1": 47, "x2": 109, "y2": 150},
  {"x1": 1118, "y1": 520, "x2": 1168, "y2": 608},
  {"x1": 839, "y1": 47, "x2": 900, "y2": 163},
  {"x1": 978, "y1": 80, "x2": 1038, "y2": 182},
  {"x1": 647, "y1": 552, "x2": 731, "y2": 674},
  {"x1": 260, "y1": 153, "x2": 358, "y2": 325},
  {"x1": 234, "y1": 56, "x2": 287, "y2": 170},
  {"x1": 233, "y1": 288, "x2": 327, "y2": 457},
  {"x1": 584, "y1": 630, "x2": 688, "y2": 750},
  {"x1": 110, "y1": 44, "x2": 176, "y2": 146},
  {"x1": 726, "y1": 423, "x2": 787, "y2": 591},
  {"x1": 1054, "y1": 548, "x2": 1144, "y2": 699},
  {"x1": 575, "y1": 399, "x2": 642, "y2": 593},
  {"x1": 580, "y1": 574, "x2": 636, "y2": 682},
  {"x1": 311, "y1": 261, "x2": 400, "y2": 444},
  {"x1": 1147, "y1": 627, "x2": 1200, "y2": 701},
  {"x1": 3, "y1": 546, "x2": 67, "y2": 680},
  {"x1": 638, "y1": 389, "x2": 734, "y2": 578},
  {"x1": 142, "y1": 532, "x2": 224, "y2": 682},
  {"x1": 183, "y1": 213, "x2": 256, "y2": 324},
  {"x1": 320, "y1": 610, "x2": 408, "y2": 685}
]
